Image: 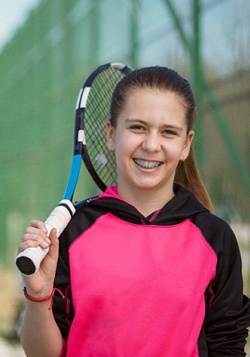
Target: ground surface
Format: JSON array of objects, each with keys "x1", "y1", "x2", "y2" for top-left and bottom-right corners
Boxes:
[{"x1": 0, "y1": 337, "x2": 25, "y2": 356}]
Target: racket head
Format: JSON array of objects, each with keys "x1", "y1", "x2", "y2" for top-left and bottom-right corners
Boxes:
[{"x1": 75, "y1": 62, "x2": 133, "y2": 191}]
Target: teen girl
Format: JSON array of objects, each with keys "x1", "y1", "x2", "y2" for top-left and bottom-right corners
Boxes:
[{"x1": 18, "y1": 66, "x2": 250, "y2": 356}]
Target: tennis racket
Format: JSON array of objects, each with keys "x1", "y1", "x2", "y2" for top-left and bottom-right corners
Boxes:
[{"x1": 16, "y1": 62, "x2": 133, "y2": 276}]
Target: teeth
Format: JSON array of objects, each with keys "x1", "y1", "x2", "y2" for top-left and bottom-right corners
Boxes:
[{"x1": 134, "y1": 159, "x2": 162, "y2": 169}]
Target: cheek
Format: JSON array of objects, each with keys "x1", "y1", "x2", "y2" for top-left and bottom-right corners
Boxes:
[
  {"x1": 114, "y1": 131, "x2": 136, "y2": 152},
  {"x1": 113, "y1": 136, "x2": 129, "y2": 160},
  {"x1": 163, "y1": 141, "x2": 188, "y2": 163},
  {"x1": 165, "y1": 141, "x2": 183, "y2": 155}
]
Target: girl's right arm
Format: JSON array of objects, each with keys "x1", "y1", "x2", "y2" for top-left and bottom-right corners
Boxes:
[{"x1": 18, "y1": 221, "x2": 65, "y2": 357}]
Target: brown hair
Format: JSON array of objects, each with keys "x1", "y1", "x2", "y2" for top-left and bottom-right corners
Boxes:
[{"x1": 110, "y1": 66, "x2": 213, "y2": 212}]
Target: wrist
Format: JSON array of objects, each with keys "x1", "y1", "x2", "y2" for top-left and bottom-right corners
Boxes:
[
  {"x1": 24, "y1": 286, "x2": 53, "y2": 299},
  {"x1": 23, "y1": 287, "x2": 65, "y2": 310}
]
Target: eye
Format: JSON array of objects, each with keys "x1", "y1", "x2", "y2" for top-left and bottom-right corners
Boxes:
[
  {"x1": 130, "y1": 124, "x2": 146, "y2": 131},
  {"x1": 162, "y1": 129, "x2": 177, "y2": 136}
]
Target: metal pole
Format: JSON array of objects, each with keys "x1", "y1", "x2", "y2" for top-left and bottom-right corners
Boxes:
[
  {"x1": 192, "y1": 0, "x2": 204, "y2": 168},
  {"x1": 129, "y1": 0, "x2": 139, "y2": 68}
]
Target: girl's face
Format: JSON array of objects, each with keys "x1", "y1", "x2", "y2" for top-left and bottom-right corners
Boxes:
[{"x1": 107, "y1": 87, "x2": 194, "y2": 199}]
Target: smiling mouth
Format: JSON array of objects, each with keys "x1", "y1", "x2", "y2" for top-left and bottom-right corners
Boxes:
[{"x1": 133, "y1": 159, "x2": 163, "y2": 169}]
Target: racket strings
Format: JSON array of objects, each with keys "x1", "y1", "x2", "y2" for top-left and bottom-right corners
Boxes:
[{"x1": 84, "y1": 67, "x2": 126, "y2": 188}]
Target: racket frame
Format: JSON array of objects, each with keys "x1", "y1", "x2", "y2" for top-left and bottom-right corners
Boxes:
[{"x1": 15, "y1": 62, "x2": 132, "y2": 275}]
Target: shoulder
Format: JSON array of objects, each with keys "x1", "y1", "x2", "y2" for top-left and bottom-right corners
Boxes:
[
  {"x1": 59, "y1": 195, "x2": 105, "y2": 246},
  {"x1": 193, "y1": 210, "x2": 232, "y2": 232},
  {"x1": 191, "y1": 211, "x2": 239, "y2": 255}
]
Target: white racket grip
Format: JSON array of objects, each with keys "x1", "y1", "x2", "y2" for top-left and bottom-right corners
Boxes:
[
  {"x1": 44, "y1": 200, "x2": 76, "y2": 236},
  {"x1": 16, "y1": 200, "x2": 76, "y2": 276}
]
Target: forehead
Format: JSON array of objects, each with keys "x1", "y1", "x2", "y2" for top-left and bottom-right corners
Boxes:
[{"x1": 123, "y1": 87, "x2": 187, "y2": 113}]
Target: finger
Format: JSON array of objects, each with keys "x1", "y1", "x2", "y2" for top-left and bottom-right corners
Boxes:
[
  {"x1": 47, "y1": 228, "x2": 59, "y2": 260},
  {"x1": 49, "y1": 227, "x2": 58, "y2": 241},
  {"x1": 22, "y1": 229, "x2": 50, "y2": 245},
  {"x1": 17, "y1": 238, "x2": 50, "y2": 254},
  {"x1": 30, "y1": 220, "x2": 48, "y2": 233},
  {"x1": 20, "y1": 227, "x2": 51, "y2": 252},
  {"x1": 24, "y1": 226, "x2": 48, "y2": 238}
]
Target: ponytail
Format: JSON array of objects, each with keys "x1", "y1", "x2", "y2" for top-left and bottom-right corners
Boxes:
[{"x1": 175, "y1": 147, "x2": 213, "y2": 213}]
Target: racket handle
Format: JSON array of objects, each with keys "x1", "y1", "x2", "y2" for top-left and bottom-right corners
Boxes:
[{"x1": 16, "y1": 200, "x2": 76, "y2": 276}]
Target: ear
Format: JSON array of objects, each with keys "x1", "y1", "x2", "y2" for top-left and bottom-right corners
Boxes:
[
  {"x1": 106, "y1": 120, "x2": 115, "y2": 151},
  {"x1": 181, "y1": 130, "x2": 195, "y2": 161}
]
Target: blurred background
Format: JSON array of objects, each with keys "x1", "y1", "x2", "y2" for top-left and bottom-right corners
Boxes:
[{"x1": 0, "y1": 0, "x2": 249, "y2": 354}]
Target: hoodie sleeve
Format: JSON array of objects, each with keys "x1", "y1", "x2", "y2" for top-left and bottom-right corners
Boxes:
[
  {"x1": 197, "y1": 214, "x2": 250, "y2": 356},
  {"x1": 52, "y1": 225, "x2": 75, "y2": 340}
]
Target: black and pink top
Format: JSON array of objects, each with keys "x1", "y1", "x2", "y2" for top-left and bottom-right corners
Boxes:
[{"x1": 52, "y1": 185, "x2": 250, "y2": 356}]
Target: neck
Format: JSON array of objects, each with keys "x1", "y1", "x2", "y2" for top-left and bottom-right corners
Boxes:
[{"x1": 116, "y1": 185, "x2": 175, "y2": 217}]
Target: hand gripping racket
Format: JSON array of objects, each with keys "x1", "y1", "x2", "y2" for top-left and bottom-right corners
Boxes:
[{"x1": 16, "y1": 62, "x2": 133, "y2": 276}]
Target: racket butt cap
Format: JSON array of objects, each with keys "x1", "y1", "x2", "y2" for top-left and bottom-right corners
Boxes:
[{"x1": 16, "y1": 256, "x2": 36, "y2": 275}]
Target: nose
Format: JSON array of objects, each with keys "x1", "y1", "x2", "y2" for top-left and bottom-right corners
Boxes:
[{"x1": 141, "y1": 132, "x2": 161, "y2": 153}]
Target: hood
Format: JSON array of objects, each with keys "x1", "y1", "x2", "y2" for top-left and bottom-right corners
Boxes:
[{"x1": 92, "y1": 185, "x2": 208, "y2": 226}]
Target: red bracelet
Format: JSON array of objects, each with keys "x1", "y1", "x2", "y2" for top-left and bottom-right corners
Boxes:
[{"x1": 23, "y1": 287, "x2": 65, "y2": 310}]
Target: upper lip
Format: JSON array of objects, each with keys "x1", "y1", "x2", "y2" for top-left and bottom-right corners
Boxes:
[{"x1": 134, "y1": 158, "x2": 163, "y2": 163}]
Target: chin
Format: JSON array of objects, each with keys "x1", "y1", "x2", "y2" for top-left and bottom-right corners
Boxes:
[{"x1": 134, "y1": 181, "x2": 161, "y2": 190}]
